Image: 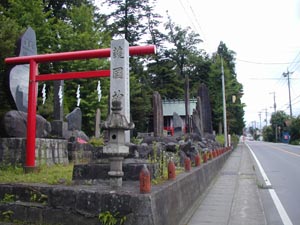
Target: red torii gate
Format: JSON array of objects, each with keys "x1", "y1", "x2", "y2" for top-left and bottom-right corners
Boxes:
[{"x1": 5, "y1": 45, "x2": 155, "y2": 171}]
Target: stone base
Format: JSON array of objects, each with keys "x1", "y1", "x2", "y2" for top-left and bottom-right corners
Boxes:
[
  {"x1": 67, "y1": 142, "x2": 93, "y2": 163},
  {"x1": 72, "y1": 160, "x2": 158, "y2": 183},
  {"x1": 0, "y1": 138, "x2": 68, "y2": 166},
  {"x1": 23, "y1": 166, "x2": 39, "y2": 174},
  {"x1": 110, "y1": 177, "x2": 123, "y2": 187},
  {"x1": 51, "y1": 120, "x2": 67, "y2": 138}
]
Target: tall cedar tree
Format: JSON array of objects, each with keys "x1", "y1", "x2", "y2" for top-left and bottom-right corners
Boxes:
[
  {"x1": 209, "y1": 42, "x2": 245, "y2": 135},
  {"x1": 101, "y1": 0, "x2": 159, "y2": 132},
  {"x1": 164, "y1": 16, "x2": 202, "y2": 132}
]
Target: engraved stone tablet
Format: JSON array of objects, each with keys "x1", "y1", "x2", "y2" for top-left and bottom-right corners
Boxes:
[
  {"x1": 9, "y1": 27, "x2": 37, "y2": 112},
  {"x1": 110, "y1": 39, "x2": 130, "y2": 142}
]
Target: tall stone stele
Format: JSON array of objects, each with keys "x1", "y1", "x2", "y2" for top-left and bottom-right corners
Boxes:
[{"x1": 102, "y1": 93, "x2": 134, "y2": 187}]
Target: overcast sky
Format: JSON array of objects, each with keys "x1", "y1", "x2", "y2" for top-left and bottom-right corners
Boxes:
[{"x1": 155, "y1": 0, "x2": 300, "y2": 128}]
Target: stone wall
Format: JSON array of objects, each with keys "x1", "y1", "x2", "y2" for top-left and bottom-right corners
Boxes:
[
  {"x1": 0, "y1": 138, "x2": 68, "y2": 166},
  {"x1": 0, "y1": 150, "x2": 231, "y2": 225},
  {"x1": 67, "y1": 142, "x2": 93, "y2": 164}
]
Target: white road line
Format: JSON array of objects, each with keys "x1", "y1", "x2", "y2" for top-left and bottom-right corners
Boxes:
[
  {"x1": 246, "y1": 143, "x2": 272, "y2": 187},
  {"x1": 246, "y1": 143, "x2": 293, "y2": 225}
]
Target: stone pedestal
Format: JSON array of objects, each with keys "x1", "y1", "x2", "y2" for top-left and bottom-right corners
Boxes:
[
  {"x1": 72, "y1": 160, "x2": 158, "y2": 183},
  {"x1": 108, "y1": 157, "x2": 124, "y2": 187},
  {"x1": 51, "y1": 120, "x2": 67, "y2": 137}
]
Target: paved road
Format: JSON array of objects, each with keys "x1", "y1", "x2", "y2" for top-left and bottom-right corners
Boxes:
[{"x1": 246, "y1": 141, "x2": 300, "y2": 225}]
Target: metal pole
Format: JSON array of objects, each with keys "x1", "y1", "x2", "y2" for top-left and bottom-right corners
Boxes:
[
  {"x1": 264, "y1": 108, "x2": 268, "y2": 126},
  {"x1": 283, "y1": 71, "x2": 292, "y2": 117},
  {"x1": 258, "y1": 112, "x2": 262, "y2": 130},
  {"x1": 287, "y1": 73, "x2": 292, "y2": 117},
  {"x1": 221, "y1": 56, "x2": 228, "y2": 147},
  {"x1": 269, "y1": 92, "x2": 276, "y2": 112}
]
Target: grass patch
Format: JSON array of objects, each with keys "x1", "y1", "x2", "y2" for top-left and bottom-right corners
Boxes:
[
  {"x1": 152, "y1": 167, "x2": 184, "y2": 185},
  {"x1": 0, "y1": 164, "x2": 74, "y2": 185}
]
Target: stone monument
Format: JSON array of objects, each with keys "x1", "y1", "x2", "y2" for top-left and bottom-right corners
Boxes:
[
  {"x1": 8, "y1": 27, "x2": 37, "y2": 111},
  {"x1": 152, "y1": 91, "x2": 163, "y2": 137},
  {"x1": 192, "y1": 96, "x2": 204, "y2": 137},
  {"x1": 198, "y1": 83, "x2": 213, "y2": 134},
  {"x1": 110, "y1": 39, "x2": 130, "y2": 142},
  {"x1": 95, "y1": 108, "x2": 101, "y2": 138},
  {"x1": 51, "y1": 80, "x2": 67, "y2": 137},
  {"x1": 173, "y1": 112, "x2": 183, "y2": 137},
  {"x1": 66, "y1": 107, "x2": 82, "y2": 131}
]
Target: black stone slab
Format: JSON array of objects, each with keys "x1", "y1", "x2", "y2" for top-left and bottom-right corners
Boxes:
[{"x1": 72, "y1": 161, "x2": 158, "y2": 182}]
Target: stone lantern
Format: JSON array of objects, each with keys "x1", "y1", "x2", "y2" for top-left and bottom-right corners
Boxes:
[{"x1": 102, "y1": 94, "x2": 134, "y2": 187}]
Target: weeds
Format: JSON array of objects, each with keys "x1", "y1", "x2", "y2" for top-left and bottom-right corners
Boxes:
[
  {"x1": 98, "y1": 211, "x2": 126, "y2": 225},
  {"x1": 0, "y1": 164, "x2": 73, "y2": 185},
  {"x1": 1, "y1": 210, "x2": 14, "y2": 222},
  {"x1": 1, "y1": 193, "x2": 15, "y2": 203},
  {"x1": 149, "y1": 142, "x2": 184, "y2": 185}
]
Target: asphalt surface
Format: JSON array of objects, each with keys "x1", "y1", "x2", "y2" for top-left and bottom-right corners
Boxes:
[
  {"x1": 247, "y1": 141, "x2": 300, "y2": 225},
  {"x1": 186, "y1": 142, "x2": 267, "y2": 225}
]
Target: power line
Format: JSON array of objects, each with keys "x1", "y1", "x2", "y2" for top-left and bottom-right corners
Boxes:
[
  {"x1": 288, "y1": 50, "x2": 300, "y2": 71},
  {"x1": 177, "y1": 0, "x2": 198, "y2": 32},
  {"x1": 236, "y1": 58, "x2": 300, "y2": 65},
  {"x1": 290, "y1": 62, "x2": 300, "y2": 73},
  {"x1": 187, "y1": 0, "x2": 207, "y2": 43},
  {"x1": 249, "y1": 78, "x2": 290, "y2": 80}
]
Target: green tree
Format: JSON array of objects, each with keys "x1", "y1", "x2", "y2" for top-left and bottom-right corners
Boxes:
[
  {"x1": 101, "y1": 0, "x2": 162, "y2": 133},
  {"x1": 145, "y1": 12, "x2": 184, "y2": 100},
  {"x1": 207, "y1": 55, "x2": 222, "y2": 134},
  {"x1": 164, "y1": 17, "x2": 203, "y2": 82},
  {"x1": 52, "y1": 3, "x2": 110, "y2": 135},
  {"x1": 262, "y1": 125, "x2": 274, "y2": 142},
  {"x1": 43, "y1": 0, "x2": 93, "y2": 20},
  {"x1": 164, "y1": 16, "x2": 203, "y2": 132},
  {"x1": 0, "y1": 0, "x2": 55, "y2": 117},
  {"x1": 208, "y1": 42, "x2": 245, "y2": 135},
  {"x1": 1, "y1": 0, "x2": 111, "y2": 136},
  {"x1": 289, "y1": 116, "x2": 300, "y2": 144},
  {"x1": 0, "y1": 9, "x2": 21, "y2": 117},
  {"x1": 268, "y1": 110, "x2": 290, "y2": 142},
  {"x1": 5, "y1": 0, "x2": 55, "y2": 55},
  {"x1": 102, "y1": 0, "x2": 157, "y2": 45},
  {"x1": 1, "y1": 0, "x2": 247, "y2": 138}
]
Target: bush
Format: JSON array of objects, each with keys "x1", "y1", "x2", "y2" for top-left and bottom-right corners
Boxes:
[
  {"x1": 290, "y1": 139, "x2": 300, "y2": 145},
  {"x1": 89, "y1": 137, "x2": 104, "y2": 147},
  {"x1": 216, "y1": 134, "x2": 239, "y2": 148}
]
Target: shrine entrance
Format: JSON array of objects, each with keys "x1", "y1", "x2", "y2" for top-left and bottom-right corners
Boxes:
[{"x1": 5, "y1": 41, "x2": 155, "y2": 171}]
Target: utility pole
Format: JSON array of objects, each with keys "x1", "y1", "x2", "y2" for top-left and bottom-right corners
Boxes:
[
  {"x1": 221, "y1": 56, "x2": 228, "y2": 147},
  {"x1": 282, "y1": 70, "x2": 293, "y2": 117},
  {"x1": 258, "y1": 111, "x2": 262, "y2": 130},
  {"x1": 184, "y1": 73, "x2": 190, "y2": 134},
  {"x1": 269, "y1": 92, "x2": 278, "y2": 142},
  {"x1": 269, "y1": 92, "x2": 276, "y2": 113},
  {"x1": 263, "y1": 108, "x2": 268, "y2": 127}
]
